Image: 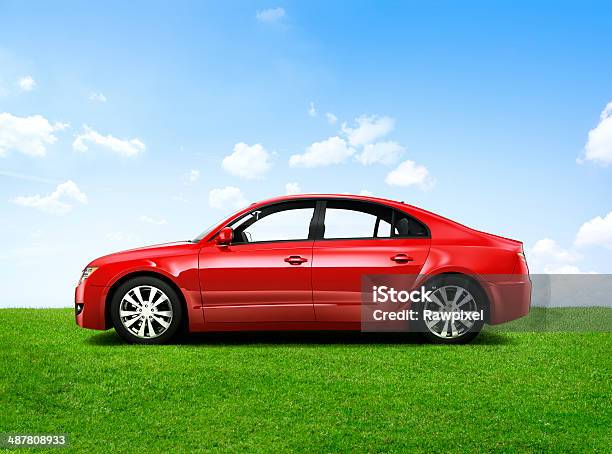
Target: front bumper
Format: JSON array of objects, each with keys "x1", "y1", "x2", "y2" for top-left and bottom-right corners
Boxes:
[{"x1": 75, "y1": 281, "x2": 109, "y2": 330}]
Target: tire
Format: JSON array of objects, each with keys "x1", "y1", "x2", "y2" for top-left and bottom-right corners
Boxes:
[
  {"x1": 413, "y1": 275, "x2": 486, "y2": 344},
  {"x1": 111, "y1": 276, "x2": 183, "y2": 344}
]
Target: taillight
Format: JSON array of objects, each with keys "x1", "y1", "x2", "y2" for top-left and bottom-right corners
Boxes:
[{"x1": 515, "y1": 249, "x2": 529, "y2": 274}]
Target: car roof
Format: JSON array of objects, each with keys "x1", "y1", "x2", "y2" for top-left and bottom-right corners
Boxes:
[{"x1": 252, "y1": 193, "x2": 406, "y2": 207}]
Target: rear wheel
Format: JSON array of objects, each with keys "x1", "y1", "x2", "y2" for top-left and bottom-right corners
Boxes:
[
  {"x1": 414, "y1": 275, "x2": 486, "y2": 344},
  {"x1": 111, "y1": 277, "x2": 182, "y2": 344}
]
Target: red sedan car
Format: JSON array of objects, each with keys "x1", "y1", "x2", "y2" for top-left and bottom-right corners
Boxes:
[{"x1": 75, "y1": 194, "x2": 531, "y2": 344}]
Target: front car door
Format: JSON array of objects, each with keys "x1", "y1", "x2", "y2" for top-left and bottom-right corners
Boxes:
[
  {"x1": 199, "y1": 200, "x2": 317, "y2": 323},
  {"x1": 312, "y1": 199, "x2": 431, "y2": 322}
]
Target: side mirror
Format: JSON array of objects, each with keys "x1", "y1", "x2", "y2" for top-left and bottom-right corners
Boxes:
[{"x1": 215, "y1": 227, "x2": 233, "y2": 246}]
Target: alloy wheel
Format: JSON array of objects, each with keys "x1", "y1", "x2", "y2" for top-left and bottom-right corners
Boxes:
[
  {"x1": 423, "y1": 285, "x2": 478, "y2": 339},
  {"x1": 119, "y1": 285, "x2": 174, "y2": 339}
]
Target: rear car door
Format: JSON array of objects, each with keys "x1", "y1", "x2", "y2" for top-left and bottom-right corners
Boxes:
[
  {"x1": 199, "y1": 200, "x2": 317, "y2": 323},
  {"x1": 312, "y1": 199, "x2": 431, "y2": 322}
]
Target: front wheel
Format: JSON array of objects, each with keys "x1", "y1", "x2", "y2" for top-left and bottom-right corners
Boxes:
[
  {"x1": 111, "y1": 277, "x2": 183, "y2": 344},
  {"x1": 413, "y1": 275, "x2": 486, "y2": 344}
]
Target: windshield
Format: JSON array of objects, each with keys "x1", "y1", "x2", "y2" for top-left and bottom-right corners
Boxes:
[{"x1": 193, "y1": 216, "x2": 227, "y2": 242}]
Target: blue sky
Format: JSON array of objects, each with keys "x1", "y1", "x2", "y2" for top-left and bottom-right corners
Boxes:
[{"x1": 1, "y1": 1, "x2": 612, "y2": 306}]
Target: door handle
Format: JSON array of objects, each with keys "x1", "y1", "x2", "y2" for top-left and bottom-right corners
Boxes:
[
  {"x1": 284, "y1": 255, "x2": 308, "y2": 265},
  {"x1": 391, "y1": 253, "x2": 413, "y2": 263}
]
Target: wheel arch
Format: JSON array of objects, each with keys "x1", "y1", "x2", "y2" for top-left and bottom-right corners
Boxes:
[{"x1": 104, "y1": 271, "x2": 189, "y2": 331}]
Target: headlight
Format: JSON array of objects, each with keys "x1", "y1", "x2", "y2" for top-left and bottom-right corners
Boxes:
[{"x1": 79, "y1": 266, "x2": 98, "y2": 284}]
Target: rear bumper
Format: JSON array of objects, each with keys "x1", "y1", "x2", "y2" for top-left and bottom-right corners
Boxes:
[
  {"x1": 75, "y1": 281, "x2": 109, "y2": 330},
  {"x1": 483, "y1": 275, "x2": 532, "y2": 325}
]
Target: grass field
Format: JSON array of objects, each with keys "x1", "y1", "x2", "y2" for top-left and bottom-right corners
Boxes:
[{"x1": 0, "y1": 308, "x2": 610, "y2": 453}]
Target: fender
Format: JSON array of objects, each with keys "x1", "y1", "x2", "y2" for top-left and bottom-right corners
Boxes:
[{"x1": 102, "y1": 260, "x2": 205, "y2": 332}]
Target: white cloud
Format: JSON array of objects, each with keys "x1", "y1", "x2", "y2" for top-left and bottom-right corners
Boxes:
[
  {"x1": 356, "y1": 141, "x2": 405, "y2": 165},
  {"x1": 11, "y1": 180, "x2": 87, "y2": 215},
  {"x1": 531, "y1": 238, "x2": 579, "y2": 264},
  {"x1": 73, "y1": 125, "x2": 145, "y2": 157},
  {"x1": 18, "y1": 76, "x2": 36, "y2": 91},
  {"x1": 325, "y1": 112, "x2": 338, "y2": 125},
  {"x1": 289, "y1": 136, "x2": 355, "y2": 167},
  {"x1": 289, "y1": 112, "x2": 401, "y2": 168},
  {"x1": 359, "y1": 189, "x2": 374, "y2": 196},
  {"x1": 209, "y1": 186, "x2": 249, "y2": 211},
  {"x1": 256, "y1": 7, "x2": 285, "y2": 23},
  {"x1": 527, "y1": 238, "x2": 598, "y2": 273},
  {"x1": 89, "y1": 92, "x2": 107, "y2": 103},
  {"x1": 0, "y1": 112, "x2": 67, "y2": 157},
  {"x1": 222, "y1": 142, "x2": 272, "y2": 179},
  {"x1": 285, "y1": 182, "x2": 301, "y2": 195},
  {"x1": 580, "y1": 101, "x2": 612, "y2": 166},
  {"x1": 139, "y1": 215, "x2": 168, "y2": 225},
  {"x1": 184, "y1": 169, "x2": 200, "y2": 183},
  {"x1": 575, "y1": 211, "x2": 612, "y2": 249},
  {"x1": 542, "y1": 264, "x2": 596, "y2": 274},
  {"x1": 308, "y1": 102, "x2": 317, "y2": 117},
  {"x1": 341, "y1": 115, "x2": 395, "y2": 146},
  {"x1": 385, "y1": 160, "x2": 434, "y2": 190}
]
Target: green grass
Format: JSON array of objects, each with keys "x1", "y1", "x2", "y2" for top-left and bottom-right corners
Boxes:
[{"x1": 0, "y1": 309, "x2": 610, "y2": 453}]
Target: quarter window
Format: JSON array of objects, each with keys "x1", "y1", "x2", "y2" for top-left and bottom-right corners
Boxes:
[{"x1": 393, "y1": 211, "x2": 428, "y2": 237}]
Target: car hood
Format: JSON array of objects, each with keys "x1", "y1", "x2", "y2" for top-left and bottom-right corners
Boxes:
[{"x1": 90, "y1": 241, "x2": 196, "y2": 266}]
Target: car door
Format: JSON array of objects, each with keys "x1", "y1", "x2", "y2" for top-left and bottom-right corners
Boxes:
[
  {"x1": 312, "y1": 199, "x2": 431, "y2": 322},
  {"x1": 198, "y1": 200, "x2": 317, "y2": 323}
]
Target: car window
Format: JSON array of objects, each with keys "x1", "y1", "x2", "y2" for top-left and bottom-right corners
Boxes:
[
  {"x1": 322, "y1": 200, "x2": 392, "y2": 239},
  {"x1": 393, "y1": 211, "x2": 428, "y2": 237},
  {"x1": 378, "y1": 218, "x2": 392, "y2": 237},
  {"x1": 231, "y1": 201, "x2": 316, "y2": 243},
  {"x1": 321, "y1": 200, "x2": 428, "y2": 239},
  {"x1": 324, "y1": 208, "x2": 390, "y2": 239}
]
